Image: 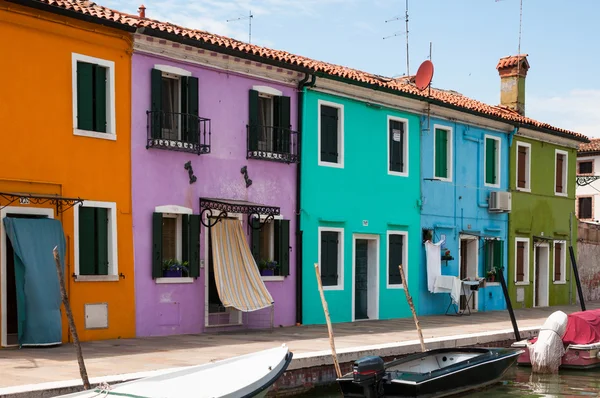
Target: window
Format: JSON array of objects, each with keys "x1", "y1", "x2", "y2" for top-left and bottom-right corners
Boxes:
[
  {"x1": 553, "y1": 241, "x2": 566, "y2": 283},
  {"x1": 251, "y1": 217, "x2": 290, "y2": 278},
  {"x1": 485, "y1": 135, "x2": 501, "y2": 187},
  {"x1": 578, "y1": 160, "x2": 593, "y2": 175},
  {"x1": 484, "y1": 239, "x2": 503, "y2": 276},
  {"x1": 387, "y1": 232, "x2": 407, "y2": 287},
  {"x1": 72, "y1": 53, "x2": 115, "y2": 140},
  {"x1": 74, "y1": 201, "x2": 118, "y2": 281},
  {"x1": 514, "y1": 238, "x2": 530, "y2": 284},
  {"x1": 433, "y1": 126, "x2": 452, "y2": 181},
  {"x1": 555, "y1": 150, "x2": 568, "y2": 196},
  {"x1": 318, "y1": 100, "x2": 344, "y2": 167},
  {"x1": 388, "y1": 117, "x2": 409, "y2": 176},
  {"x1": 516, "y1": 142, "x2": 531, "y2": 191},
  {"x1": 578, "y1": 197, "x2": 593, "y2": 219},
  {"x1": 318, "y1": 227, "x2": 344, "y2": 289},
  {"x1": 150, "y1": 66, "x2": 199, "y2": 144},
  {"x1": 248, "y1": 87, "x2": 292, "y2": 159},
  {"x1": 152, "y1": 206, "x2": 200, "y2": 281}
]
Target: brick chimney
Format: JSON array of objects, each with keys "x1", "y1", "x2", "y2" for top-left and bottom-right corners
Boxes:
[
  {"x1": 138, "y1": 4, "x2": 146, "y2": 18},
  {"x1": 496, "y1": 54, "x2": 530, "y2": 115}
]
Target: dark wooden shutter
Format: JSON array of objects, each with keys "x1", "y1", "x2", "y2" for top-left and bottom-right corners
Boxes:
[
  {"x1": 483, "y1": 240, "x2": 489, "y2": 273},
  {"x1": 579, "y1": 197, "x2": 592, "y2": 219},
  {"x1": 320, "y1": 231, "x2": 339, "y2": 286},
  {"x1": 516, "y1": 242, "x2": 525, "y2": 282},
  {"x1": 517, "y1": 145, "x2": 527, "y2": 188},
  {"x1": 93, "y1": 65, "x2": 107, "y2": 133},
  {"x1": 77, "y1": 61, "x2": 94, "y2": 131},
  {"x1": 554, "y1": 243, "x2": 562, "y2": 281},
  {"x1": 388, "y1": 234, "x2": 403, "y2": 284},
  {"x1": 320, "y1": 105, "x2": 339, "y2": 163},
  {"x1": 485, "y1": 137, "x2": 497, "y2": 185},
  {"x1": 579, "y1": 161, "x2": 593, "y2": 174},
  {"x1": 181, "y1": 214, "x2": 190, "y2": 264},
  {"x1": 275, "y1": 96, "x2": 291, "y2": 154},
  {"x1": 493, "y1": 240, "x2": 503, "y2": 271},
  {"x1": 248, "y1": 90, "x2": 259, "y2": 151},
  {"x1": 389, "y1": 120, "x2": 404, "y2": 172},
  {"x1": 79, "y1": 206, "x2": 96, "y2": 275},
  {"x1": 182, "y1": 76, "x2": 199, "y2": 144},
  {"x1": 251, "y1": 217, "x2": 261, "y2": 261},
  {"x1": 274, "y1": 219, "x2": 290, "y2": 276},
  {"x1": 556, "y1": 154, "x2": 564, "y2": 193},
  {"x1": 95, "y1": 207, "x2": 109, "y2": 275},
  {"x1": 150, "y1": 69, "x2": 163, "y2": 139},
  {"x1": 188, "y1": 214, "x2": 200, "y2": 278},
  {"x1": 435, "y1": 128, "x2": 448, "y2": 178},
  {"x1": 152, "y1": 212, "x2": 163, "y2": 278}
]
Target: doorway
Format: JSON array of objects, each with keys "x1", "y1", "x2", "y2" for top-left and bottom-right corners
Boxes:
[
  {"x1": 1, "y1": 207, "x2": 54, "y2": 347},
  {"x1": 352, "y1": 234, "x2": 379, "y2": 321},
  {"x1": 458, "y1": 235, "x2": 479, "y2": 312},
  {"x1": 534, "y1": 244, "x2": 550, "y2": 307}
]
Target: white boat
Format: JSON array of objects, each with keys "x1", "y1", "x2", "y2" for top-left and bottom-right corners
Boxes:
[{"x1": 56, "y1": 344, "x2": 293, "y2": 398}]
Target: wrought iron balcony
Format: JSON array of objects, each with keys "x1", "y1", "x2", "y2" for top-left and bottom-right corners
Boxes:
[
  {"x1": 146, "y1": 111, "x2": 211, "y2": 155},
  {"x1": 246, "y1": 125, "x2": 299, "y2": 163}
]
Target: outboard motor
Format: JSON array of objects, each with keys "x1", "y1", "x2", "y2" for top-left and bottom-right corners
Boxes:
[{"x1": 352, "y1": 356, "x2": 385, "y2": 398}]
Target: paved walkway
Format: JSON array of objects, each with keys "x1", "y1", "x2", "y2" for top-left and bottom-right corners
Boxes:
[{"x1": 0, "y1": 302, "x2": 596, "y2": 389}]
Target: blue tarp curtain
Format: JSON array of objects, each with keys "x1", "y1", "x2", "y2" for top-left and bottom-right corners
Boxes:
[{"x1": 3, "y1": 217, "x2": 65, "y2": 347}]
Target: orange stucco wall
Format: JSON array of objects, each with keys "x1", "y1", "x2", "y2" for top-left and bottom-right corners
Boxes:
[{"x1": 0, "y1": 1, "x2": 135, "y2": 343}]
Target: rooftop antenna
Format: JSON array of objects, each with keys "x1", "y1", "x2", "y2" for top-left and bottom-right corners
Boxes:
[
  {"x1": 227, "y1": 10, "x2": 253, "y2": 44},
  {"x1": 496, "y1": 0, "x2": 524, "y2": 75},
  {"x1": 384, "y1": 0, "x2": 410, "y2": 76}
]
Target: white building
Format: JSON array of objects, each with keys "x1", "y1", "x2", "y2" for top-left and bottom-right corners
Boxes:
[{"x1": 576, "y1": 139, "x2": 600, "y2": 223}]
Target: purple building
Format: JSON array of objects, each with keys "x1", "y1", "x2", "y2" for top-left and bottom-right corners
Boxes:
[{"x1": 131, "y1": 33, "x2": 302, "y2": 336}]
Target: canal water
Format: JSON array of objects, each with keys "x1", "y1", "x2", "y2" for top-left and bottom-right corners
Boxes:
[{"x1": 294, "y1": 365, "x2": 600, "y2": 397}]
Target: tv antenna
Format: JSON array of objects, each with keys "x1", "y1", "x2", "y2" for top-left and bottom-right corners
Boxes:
[
  {"x1": 384, "y1": 0, "x2": 410, "y2": 76},
  {"x1": 496, "y1": 0, "x2": 524, "y2": 74},
  {"x1": 227, "y1": 10, "x2": 253, "y2": 44}
]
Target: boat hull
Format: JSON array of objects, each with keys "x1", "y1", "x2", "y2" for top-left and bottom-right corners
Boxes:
[
  {"x1": 513, "y1": 340, "x2": 600, "y2": 370},
  {"x1": 337, "y1": 348, "x2": 522, "y2": 397}
]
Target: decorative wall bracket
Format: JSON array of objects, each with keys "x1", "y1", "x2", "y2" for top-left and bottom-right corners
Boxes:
[
  {"x1": 200, "y1": 207, "x2": 228, "y2": 228},
  {"x1": 248, "y1": 212, "x2": 275, "y2": 230},
  {"x1": 576, "y1": 175, "x2": 600, "y2": 187},
  {"x1": 241, "y1": 166, "x2": 252, "y2": 188},
  {"x1": 184, "y1": 161, "x2": 197, "y2": 184}
]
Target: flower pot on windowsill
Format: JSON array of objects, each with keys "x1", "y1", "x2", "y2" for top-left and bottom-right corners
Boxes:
[
  {"x1": 260, "y1": 269, "x2": 274, "y2": 276},
  {"x1": 441, "y1": 255, "x2": 454, "y2": 261},
  {"x1": 163, "y1": 269, "x2": 183, "y2": 278}
]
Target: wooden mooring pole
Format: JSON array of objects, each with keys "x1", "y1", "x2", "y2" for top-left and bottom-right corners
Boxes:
[
  {"x1": 314, "y1": 263, "x2": 342, "y2": 378},
  {"x1": 53, "y1": 246, "x2": 91, "y2": 390},
  {"x1": 398, "y1": 265, "x2": 426, "y2": 352}
]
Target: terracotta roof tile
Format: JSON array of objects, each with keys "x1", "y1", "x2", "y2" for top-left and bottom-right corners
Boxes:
[
  {"x1": 22, "y1": 0, "x2": 589, "y2": 142},
  {"x1": 579, "y1": 138, "x2": 600, "y2": 153},
  {"x1": 496, "y1": 54, "x2": 530, "y2": 70}
]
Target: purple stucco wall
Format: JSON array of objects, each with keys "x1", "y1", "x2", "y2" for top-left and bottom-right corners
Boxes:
[{"x1": 132, "y1": 51, "x2": 298, "y2": 337}]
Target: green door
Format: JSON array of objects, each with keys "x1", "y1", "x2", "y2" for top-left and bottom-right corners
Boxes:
[{"x1": 355, "y1": 239, "x2": 369, "y2": 320}]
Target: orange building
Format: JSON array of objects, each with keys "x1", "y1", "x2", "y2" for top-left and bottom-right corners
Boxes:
[{"x1": 0, "y1": 0, "x2": 136, "y2": 345}]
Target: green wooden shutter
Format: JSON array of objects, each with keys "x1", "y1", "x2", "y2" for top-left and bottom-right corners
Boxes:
[
  {"x1": 150, "y1": 68, "x2": 162, "y2": 139},
  {"x1": 274, "y1": 219, "x2": 290, "y2": 276},
  {"x1": 95, "y1": 207, "x2": 109, "y2": 275},
  {"x1": 183, "y1": 76, "x2": 199, "y2": 144},
  {"x1": 389, "y1": 120, "x2": 404, "y2": 172},
  {"x1": 494, "y1": 240, "x2": 503, "y2": 271},
  {"x1": 248, "y1": 90, "x2": 259, "y2": 151},
  {"x1": 251, "y1": 217, "x2": 261, "y2": 261},
  {"x1": 275, "y1": 96, "x2": 291, "y2": 154},
  {"x1": 485, "y1": 138, "x2": 497, "y2": 185},
  {"x1": 78, "y1": 206, "x2": 96, "y2": 275},
  {"x1": 388, "y1": 234, "x2": 403, "y2": 284},
  {"x1": 152, "y1": 212, "x2": 163, "y2": 278},
  {"x1": 188, "y1": 214, "x2": 200, "y2": 278},
  {"x1": 435, "y1": 128, "x2": 448, "y2": 178},
  {"x1": 321, "y1": 231, "x2": 339, "y2": 286},
  {"x1": 77, "y1": 61, "x2": 94, "y2": 131},
  {"x1": 93, "y1": 65, "x2": 107, "y2": 133},
  {"x1": 320, "y1": 105, "x2": 339, "y2": 163},
  {"x1": 181, "y1": 214, "x2": 190, "y2": 264}
]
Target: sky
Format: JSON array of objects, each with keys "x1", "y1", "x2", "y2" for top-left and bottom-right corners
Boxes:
[{"x1": 106, "y1": 0, "x2": 600, "y2": 138}]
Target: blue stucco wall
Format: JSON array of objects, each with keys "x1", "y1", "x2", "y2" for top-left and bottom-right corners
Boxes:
[
  {"x1": 419, "y1": 117, "x2": 509, "y2": 315},
  {"x1": 300, "y1": 89, "x2": 422, "y2": 325}
]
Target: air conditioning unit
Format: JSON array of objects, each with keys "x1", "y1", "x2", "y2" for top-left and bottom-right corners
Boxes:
[{"x1": 489, "y1": 191, "x2": 511, "y2": 213}]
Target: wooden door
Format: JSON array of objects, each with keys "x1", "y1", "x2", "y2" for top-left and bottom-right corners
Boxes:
[{"x1": 354, "y1": 240, "x2": 369, "y2": 320}]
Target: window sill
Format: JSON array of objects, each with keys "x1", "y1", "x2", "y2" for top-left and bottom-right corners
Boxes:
[
  {"x1": 484, "y1": 183, "x2": 501, "y2": 189},
  {"x1": 155, "y1": 277, "x2": 195, "y2": 284},
  {"x1": 515, "y1": 282, "x2": 530, "y2": 286},
  {"x1": 516, "y1": 187, "x2": 531, "y2": 193},
  {"x1": 553, "y1": 281, "x2": 567, "y2": 285},
  {"x1": 554, "y1": 192, "x2": 568, "y2": 197},
  {"x1": 484, "y1": 282, "x2": 500, "y2": 287},
  {"x1": 386, "y1": 284, "x2": 405, "y2": 290},
  {"x1": 261, "y1": 276, "x2": 285, "y2": 282},
  {"x1": 75, "y1": 275, "x2": 119, "y2": 282},
  {"x1": 318, "y1": 160, "x2": 344, "y2": 169},
  {"x1": 74, "y1": 129, "x2": 116, "y2": 141},
  {"x1": 388, "y1": 171, "x2": 408, "y2": 178},
  {"x1": 323, "y1": 285, "x2": 344, "y2": 291},
  {"x1": 433, "y1": 177, "x2": 452, "y2": 182},
  {"x1": 248, "y1": 150, "x2": 298, "y2": 164}
]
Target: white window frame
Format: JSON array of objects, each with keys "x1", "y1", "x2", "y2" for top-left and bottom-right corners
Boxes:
[
  {"x1": 432, "y1": 124, "x2": 453, "y2": 182},
  {"x1": 554, "y1": 149, "x2": 568, "y2": 196},
  {"x1": 72, "y1": 53, "x2": 116, "y2": 140},
  {"x1": 553, "y1": 240, "x2": 567, "y2": 284},
  {"x1": 387, "y1": 116, "x2": 409, "y2": 177},
  {"x1": 318, "y1": 226, "x2": 344, "y2": 291},
  {"x1": 386, "y1": 230, "x2": 408, "y2": 289},
  {"x1": 73, "y1": 201, "x2": 118, "y2": 282},
  {"x1": 515, "y1": 142, "x2": 531, "y2": 192},
  {"x1": 484, "y1": 134, "x2": 502, "y2": 188},
  {"x1": 256, "y1": 214, "x2": 285, "y2": 282},
  {"x1": 317, "y1": 100, "x2": 344, "y2": 169},
  {"x1": 154, "y1": 205, "x2": 194, "y2": 284},
  {"x1": 514, "y1": 237, "x2": 530, "y2": 285}
]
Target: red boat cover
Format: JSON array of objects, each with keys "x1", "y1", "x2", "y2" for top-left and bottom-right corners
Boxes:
[{"x1": 529, "y1": 309, "x2": 600, "y2": 345}]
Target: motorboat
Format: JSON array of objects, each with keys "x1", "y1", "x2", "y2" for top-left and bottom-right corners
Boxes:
[
  {"x1": 55, "y1": 344, "x2": 293, "y2": 398},
  {"x1": 337, "y1": 347, "x2": 523, "y2": 397}
]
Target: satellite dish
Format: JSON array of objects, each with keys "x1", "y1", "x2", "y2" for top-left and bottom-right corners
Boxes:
[{"x1": 415, "y1": 60, "x2": 434, "y2": 91}]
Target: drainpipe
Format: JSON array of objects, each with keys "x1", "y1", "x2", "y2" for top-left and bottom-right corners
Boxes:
[
  {"x1": 295, "y1": 73, "x2": 316, "y2": 325},
  {"x1": 508, "y1": 127, "x2": 518, "y2": 148}
]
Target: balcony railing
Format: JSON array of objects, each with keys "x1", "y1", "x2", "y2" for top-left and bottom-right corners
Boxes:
[
  {"x1": 146, "y1": 111, "x2": 211, "y2": 155},
  {"x1": 246, "y1": 125, "x2": 299, "y2": 164}
]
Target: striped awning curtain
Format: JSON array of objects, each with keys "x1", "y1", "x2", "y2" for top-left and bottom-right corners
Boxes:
[{"x1": 211, "y1": 218, "x2": 274, "y2": 312}]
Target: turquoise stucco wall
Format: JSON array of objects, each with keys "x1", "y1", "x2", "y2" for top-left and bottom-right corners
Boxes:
[{"x1": 300, "y1": 89, "x2": 421, "y2": 325}]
